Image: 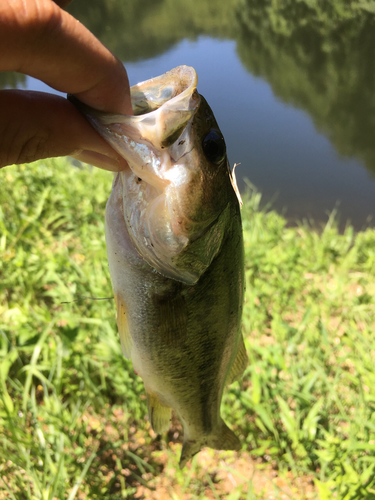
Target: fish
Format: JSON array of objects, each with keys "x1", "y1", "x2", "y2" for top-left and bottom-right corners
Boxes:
[{"x1": 70, "y1": 66, "x2": 247, "y2": 467}]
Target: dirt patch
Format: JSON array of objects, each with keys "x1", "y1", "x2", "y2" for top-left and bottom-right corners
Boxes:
[{"x1": 136, "y1": 446, "x2": 316, "y2": 499}]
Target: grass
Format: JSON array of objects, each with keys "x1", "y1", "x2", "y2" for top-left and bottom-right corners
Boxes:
[{"x1": 0, "y1": 158, "x2": 374, "y2": 499}]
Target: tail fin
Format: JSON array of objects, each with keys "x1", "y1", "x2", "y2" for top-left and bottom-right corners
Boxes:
[
  {"x1": 207, "y1": 421, "x2": 241, "y2": 452},
  {"x1": 179, "y1": 420, "x2": 240, "y2": 468}
]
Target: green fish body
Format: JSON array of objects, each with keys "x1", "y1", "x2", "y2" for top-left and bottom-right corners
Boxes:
[{"x1": 71, "y1": 66, "x2": 247, "y2": 466}]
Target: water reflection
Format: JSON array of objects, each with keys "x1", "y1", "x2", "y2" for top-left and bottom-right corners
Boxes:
[
  {"x1": 67, "y1": 0, "x2": 237, "y2": 61},
  {"x1": 236, "y1": 0, "x2": 375, "y2": 176}
]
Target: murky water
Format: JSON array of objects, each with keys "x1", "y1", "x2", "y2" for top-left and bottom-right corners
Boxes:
[{"x1": 3, "y1": 0, "x2": 375, "y2": 230}]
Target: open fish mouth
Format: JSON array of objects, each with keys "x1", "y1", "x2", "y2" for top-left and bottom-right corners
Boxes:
[
  {"x1": 71, "y1": 65, "x2": 200, "y2": 184},
  {"x1": 130, "y1": 65, "x2": 199, "y2": 121}
]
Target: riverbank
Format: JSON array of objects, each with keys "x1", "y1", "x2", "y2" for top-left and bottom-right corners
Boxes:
[{"x1": 1, "y1": 159, "x2": 374, "y2": 499}]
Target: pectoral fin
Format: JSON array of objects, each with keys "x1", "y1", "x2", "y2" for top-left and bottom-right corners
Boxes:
[
  {"x1": 115, "y1": 294, "x2": 132, "y2": 359},
  {"x1": 227, "y1": 337, "x2": 248, "y2": 385},
  {"x1": 146, "y1": 392, "x2": 172, "y2": 434}
]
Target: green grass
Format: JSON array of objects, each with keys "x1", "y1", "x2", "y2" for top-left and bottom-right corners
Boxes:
[{"x1": 1, "y1": 159, "x2": 375, "y2": 499}]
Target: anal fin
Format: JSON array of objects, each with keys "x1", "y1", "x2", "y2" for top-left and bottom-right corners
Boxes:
[
  {"x1": 227, "y1": 336, "x2": 248, "y2": 385},
  {"x1": 146, "y1": 392, "x2": 172, "y2": 434},
  {"x1": 115, "y1": 294, "x2": 132, "y2": 359}
]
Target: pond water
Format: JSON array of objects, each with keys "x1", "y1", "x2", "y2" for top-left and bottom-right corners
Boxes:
[{"x1": 4, "y1": 0, "x2": 375, "y2": 230}]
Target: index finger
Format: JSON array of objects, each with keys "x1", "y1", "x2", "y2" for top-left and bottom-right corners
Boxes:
[{"x1": 0, "y1": 0, "x2": 132, "y2": 115}]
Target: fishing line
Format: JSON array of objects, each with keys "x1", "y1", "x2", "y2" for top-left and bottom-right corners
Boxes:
[{"x1": 61, "y1": 296, "x2": 114, "y2": 304}]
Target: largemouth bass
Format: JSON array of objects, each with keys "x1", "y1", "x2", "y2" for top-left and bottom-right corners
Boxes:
[{"x1": 70, "y1": 66, "x2": 247, "y2": 467}]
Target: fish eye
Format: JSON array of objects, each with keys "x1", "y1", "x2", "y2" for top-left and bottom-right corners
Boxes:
[{"x1": 202, "y1": 129, "x2": 226, "y2": 164}]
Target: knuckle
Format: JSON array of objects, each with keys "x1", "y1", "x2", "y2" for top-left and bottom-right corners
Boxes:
[
  {"x1": 11, "y1": 0, "x2": 62, "y2": 38},
  {"x1": 36, "y1": 1, "x2": 63, "y2": 35},
  {"x1": 16, "y1": 131, "x2": 50, "y2": 165}
]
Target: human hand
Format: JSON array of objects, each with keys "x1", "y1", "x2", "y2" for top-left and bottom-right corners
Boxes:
[{"x1": 0, "y1": 0, "x2": 132, "y2": 171}]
